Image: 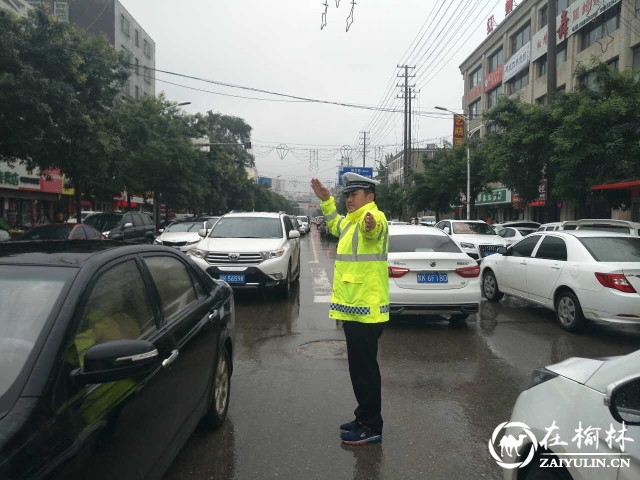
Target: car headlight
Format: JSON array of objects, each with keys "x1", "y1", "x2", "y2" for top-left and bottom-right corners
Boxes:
[
  {"x1": 153, "y1": 239, "x2": 162, "y2": 245},
  {"x1": 261, "y1": 249, "x2": 285, "y2": 260},
  {"x1": 460, "y1": 242, "x2": 475, "y2": 249},
  {"x1": 190, "y1": 248, "x2": 208, "y2": 259},
  {"x1": 524, "y1": 368, "x2": 559, "y2": 391},
  {"x1": 103, "y1": 230, "x2": 111, "y2": 237}
]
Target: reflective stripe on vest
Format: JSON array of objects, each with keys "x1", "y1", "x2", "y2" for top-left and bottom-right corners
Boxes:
[
  {"x1": 335, "y1": 253, "x2": 388, "y2": 262},
  {"x1": 330, "y1": 303, "x2": 371, "y2": 315},
  {"x1": 325, "y1": 211, "x2": 339, "y2": 222},
  {"x1": 380, "y1": 304, "x2": 390, "y2": 314}
]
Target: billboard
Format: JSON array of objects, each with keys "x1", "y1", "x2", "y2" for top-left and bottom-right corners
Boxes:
[
  {"x1": 453, "y1": 115, "x2": 465, "y2": 147},
  {"x1": 257, "y1": 176, "x2": 272, "y2": 188},
  {"x1": 338, "y1": 167, "x2": 373, "y2": 186}
]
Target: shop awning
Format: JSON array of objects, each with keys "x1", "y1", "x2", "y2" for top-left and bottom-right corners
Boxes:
[{"x1": 592, "y1": 179, "x2": 640, "y2": 191}]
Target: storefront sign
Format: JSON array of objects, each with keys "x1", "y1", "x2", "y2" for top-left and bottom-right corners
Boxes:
[
  {"x1": 0, "y1": 163, "x2": 40, "y2": 191},
  {"x1": 503, "y1": 42, "x2": 530, "y2": 82},
  {"x1": 484, "y1": 65, "x2": 504, "y2": 93},
  {"x1": 476, "y1": 188, "x2": 512, "y2": 206},
  {"x1": 40, "y1": 169, "x2": 63, "y2": 194},
  {"x1": 62, "y1": 175, "x2": 74, "y2": 196},
  {"x1": 531, "y1": 0, "x2": 621, "y2": 61},
  {"x1": 453, "y1": 115, "x2": 465, "y2": 147}
]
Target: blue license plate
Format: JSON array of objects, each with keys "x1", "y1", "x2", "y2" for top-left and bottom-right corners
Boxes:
[
  {"x1": 220, "y1": 274, "x2": 245, "y2": 284},
  {"x1": 417, "y1": 273, "x2": 448, "y2": 284}
]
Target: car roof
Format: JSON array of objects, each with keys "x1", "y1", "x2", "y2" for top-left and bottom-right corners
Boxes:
[
  {"x1": 448, "y1": 219, "x2": 488, "y2": 224},
  {"x1": 388, "y1": 225, "x2": 448, "y2": 236},
  {"x1": 223, "y1": 212, "x2": 282, "y2": 219},
  {"x1": 576, "y1": 219, "x2": 640, "y2": 228},
  {"x1": 28, "y1": 223, "x2": 74, "y2": 229},
  {"x1": 532, "y1": 231, "x2": 637, "y2": 239}
]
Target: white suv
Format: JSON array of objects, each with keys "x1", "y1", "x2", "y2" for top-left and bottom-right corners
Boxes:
[
  {"x1": 189, "y1": 212, "x2": 301, "y2": 297},
  {"x1": 435, "y1": 219, "x2": 508, "y2": 262}
]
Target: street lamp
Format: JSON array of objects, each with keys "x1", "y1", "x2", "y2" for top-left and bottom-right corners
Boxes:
[
  {"x1": 177, "y1": 102, "x2": 191, "y2": 106},
  {"x1": 435, "y1": 105, "x2": 471, "y2": 220}
]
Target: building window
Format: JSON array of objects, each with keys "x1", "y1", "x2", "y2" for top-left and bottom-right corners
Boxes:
[
  {"x1": 511, "y1": 23, "x2": 530, "y2": 54},
  {"x1": 135, "y1": 29, "x2": 140, "y2": 47},
  {"x1": 508, "y1": 68, "x2": 529, "y2": 93},
  {"x1": 487, "y1": 85, "x2": 503, "y2": 109},
  {"x1": 608, "y1": 57, "x2": 619, "y2": 71},
  {"x1": 135, "y1": 85, "x2": 139, "y2": 100},
  {"x1": 469, "y1": 99, "x2": 481, "y2": 120},
  {"x1": 536, "y1": 95, "x2": 547, "y2": 105},
  {"x1": 144, "y1": 66, "x2": 151, "y2": 85},
  {"x1": 488, "y1": 47, "x2": 503, "y2": 73},
  {"x1": 539, "y1": 5, "x2": 548, "y2": 28},
  {"x1": 633, "y1": 46, "x2": 640, "y2": 72},
  {"x1": 537, "y1": 55, "x2": 547, "y2": 77},
  {"x1": 469, "y1": 65, "x2": 483, "y2": 88},
  {"x1": 120, "y1": 14, "x2": 130, "y2": 37},
  {"x1": 536, "y1": 40, "x2": 567, "y2": 78},
  {"x1": 581, "y1": 4, "x2": 620, "y2": 51},
  {"x1": 143, "y1": 39, "x2": 152, "y2": 59},
  {"x1": 557, "y1": 0, "x2": 568, "y2": 11},
  {"x1": 135, "y1": 57, "x2": 139, "y2": 76}
]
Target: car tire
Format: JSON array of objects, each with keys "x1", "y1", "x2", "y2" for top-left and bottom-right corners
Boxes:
[
  {"x1": 555, "y1": 290, "x2": 586, "y2": 332},
  {"x1": 294, "y1": 256, "x2": 301, "y2": 282},
  {"x1": 482, "y1": 270, "x2": 504, "y2": 301},
  {"x1": 278, "y1": 262, "x2": 292, "y2": 298},
  {"x1": 202, "y1": 346, "x2": 231, "y2": 430}
]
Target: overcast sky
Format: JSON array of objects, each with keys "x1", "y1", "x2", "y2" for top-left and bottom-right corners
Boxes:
[{"x1": 121, "y1": 0, "x2": 505, "y2": 192}]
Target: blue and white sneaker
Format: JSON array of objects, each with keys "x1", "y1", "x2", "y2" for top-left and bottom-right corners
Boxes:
[
  {"x1": 341, "y1": 425, "x2": 382, "y2": 445},
  {"x1": 340, "y1": 420, "x2": 360, "y2": 433}
]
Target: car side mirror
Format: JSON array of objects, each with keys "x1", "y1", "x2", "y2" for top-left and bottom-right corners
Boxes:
[
  {"x1": 123, "y1": 222, "x2": 133, "y2": 229},
  {"x1": 605, "y1": 375, "x2": 640, "y2": 425},
  {"x1": 71, "y1": 339, "x2": 160, "y2": 385},
  {"x1": 158, "y1": 229, "x2": 164, "y2": 234},
  {"x1": 289, "y1": 230, "x2": 300, "y2": 239},
  {"x1": 198, "y1": 229, "x2": 207, "y2": 238},
  {"x1": 497, "y1": 246, "x2": 508, "y2": 255},
  {"x1": 443, "y1": 227, "x2": 451, "y2": 235}
]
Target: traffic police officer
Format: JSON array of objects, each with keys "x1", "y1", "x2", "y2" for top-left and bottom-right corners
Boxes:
[{"x1": 310, "y1": 172, "x2": 389, "y2": 445}]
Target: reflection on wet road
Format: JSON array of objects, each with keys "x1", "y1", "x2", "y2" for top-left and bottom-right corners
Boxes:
[{"x1": 164, "y1": 229, "x2": 640, "y2": 480}]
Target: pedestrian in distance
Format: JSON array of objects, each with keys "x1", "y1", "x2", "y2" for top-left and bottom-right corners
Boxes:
[{"x1": 310, "y1": 173, "x2": 389, "y2": 446}]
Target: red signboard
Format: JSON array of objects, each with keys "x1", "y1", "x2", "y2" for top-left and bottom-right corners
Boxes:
[
  {"x1": 40, "y1": 168, "x2": 62, "y2": 194},
  {"x1": 453, "y1": 115, "x2": 465, "y2": 147},
  {"x1": 505, "y1": 0, "x2": 514, "y2": 15},
  {"x1": 484, "y1": 65, "x2": 503, "y2": 93},
  {"x1": 467, "y1": 84, "x2": 482, "y2": 102}
]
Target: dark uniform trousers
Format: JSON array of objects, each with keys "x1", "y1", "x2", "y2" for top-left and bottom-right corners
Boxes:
[{"x1": 343, "y1": 320, "x2": 384, "y2": 435}]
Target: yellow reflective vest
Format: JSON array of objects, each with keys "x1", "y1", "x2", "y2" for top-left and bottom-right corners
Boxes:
[{"x1": 321, "y1": 196, "x2": 389, "y2": 324}]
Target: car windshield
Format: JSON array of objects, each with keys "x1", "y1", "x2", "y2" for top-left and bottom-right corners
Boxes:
[
  {"x1": 579, "y1": 225, "x2": 632, "y2": 234},
  {"x1": 297, "y1": 217, "x2": 308, "y2": 223},
  {"x1": 389, "y1": 234, "x2": 462, "y2": 253},
  {"x1": 210, "y1": 217, "x2": 283, "y2": 239},
  {"x1": 452, "y1": 222, "x2": 496, "y2": 235},
  {"x1": 0, "y1": 266, "x2": 75, "y2": 398},
  {"x1": 22, "y1": 226, "x2": 72, "y2": 240},
  {"x1": 84, "y1": 214, "x2": 122, "y2": 232},
  {"x1": 579, "y1": 237, "x2": 640, "y2": 262},
  {"x1": 166, "y1": 222, "x2": 201, "y2": 233}
]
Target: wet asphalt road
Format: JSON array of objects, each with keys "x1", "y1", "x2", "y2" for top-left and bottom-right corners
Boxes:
[{"x1": 164, "y1": 229, "x2": 640, "y2": 480}]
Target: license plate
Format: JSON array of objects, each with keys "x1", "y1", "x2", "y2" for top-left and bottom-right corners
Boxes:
[
  {"x1": 220, "y1": 274, "x2": 245, "y2": 284},
  {"x1": 484, "y1": 251, "x2": 497, "y2": 257},
  {"x1": 417, "y1": 273, "x2": 448, "y2": 284}
]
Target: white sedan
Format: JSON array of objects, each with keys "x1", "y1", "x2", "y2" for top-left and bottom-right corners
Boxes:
[
  {"x1": 481, "y1": 231, "x2": 640, "y2": 331},
  {"x1": 496, "y1": 226, "x2": 537, "y2": 246},
  {"x1": 501, "y1": 349, "x2": 640, "y2": 480},
  {"x1": 154, "y1": 220, "x2": 214, "y2": 252},
  {"x1": 387, "y1": 225, "x2": 481, "y2": 324}
]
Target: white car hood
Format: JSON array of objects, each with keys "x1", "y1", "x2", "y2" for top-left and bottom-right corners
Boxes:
[
  {"x1": 451, "y1": 233, "x2": 506, "y2": 245},
  {"x1": 159, "y1": 232, "x2": 200, "y2": 242},
  {"x1": 200, "y1": 237, "x2": 284, "y2": 252},
  {"x1": 546, "y1": 357, "x2": 607, "y2": 387}
]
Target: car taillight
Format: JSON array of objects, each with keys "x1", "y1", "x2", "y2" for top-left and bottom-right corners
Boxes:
[
  {"x1": 388, "y1": 266, "x2": 410, "y2": 278},
  {"x1": 455, "y1": 265, "x2": 481, "y2": 278},
  {"x1": 595, "y1": 272, "x2": 637, "y2": 294}
]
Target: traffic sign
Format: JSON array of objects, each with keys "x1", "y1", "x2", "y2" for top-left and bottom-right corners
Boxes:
[{"x1": 338, "y1": 167, "x2": 373, "y2": 186}]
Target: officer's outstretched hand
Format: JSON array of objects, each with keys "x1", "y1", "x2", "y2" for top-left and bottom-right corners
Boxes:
[
  {"x1": 311, "y1": 178, "x2": 331, "y2": 201},
  {"x1": 364, "y1": 211, "x2": 376, "y2": 232}
]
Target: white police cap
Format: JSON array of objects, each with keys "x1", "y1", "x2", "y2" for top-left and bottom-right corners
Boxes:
[{"x1": 341, "y1": 172, "x2": 380, "y2": 195}]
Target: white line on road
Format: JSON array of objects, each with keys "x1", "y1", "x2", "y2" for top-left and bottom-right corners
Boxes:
[{"x1": 311, "y1": 267, "x2": 332, "y2": 303}]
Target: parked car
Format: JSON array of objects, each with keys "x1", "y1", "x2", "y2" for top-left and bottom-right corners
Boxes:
[
  {"x1": 66, "y1": 210, "x2": 102, "y2": 224},
  {"x1": 496, "y1": 226, "x2": 537, "y2": 245},
  {"x1": 576, "y1": 219, "x2": 640, "y2": 236},
  {"x1": 387, "y1": 225, "x2": 481, "y2": 324},
  {"x1": 502, "y1": 349, "x2": 640, "y2": 480},
  {"x1": 434, "y1": 219, "x2": 508, "y2": 261},
  {"x1": 0, "y1": 241, "x2": 235, "y2": 479},
  {"x1": 0, "y1": 229, "x2": 10, "y2": 242},
  {"x1": 189, "y1": 212, "x2": 301, "y2": 298},
  {"x1": 194, "y1": 215, "x2": 221, "y2": 226},
  {"x1": 296, "y1": 216, "x2": 310, "y2": 234},
  {"x1": 20, "y1": 223, "x2": 104, "y2": 241},
  {"x1": 419, "y1": 215, "x2": 437, "y2": 226},
  {"x1": 537, "y1": 222, "x2": 562, "y2": 231},
  {"x1": 388, "y1": 220, "x2": 410, "y2": 225},
  {"x1": 154, "y1": 220, "x2": 214, "y2": 252},
  {"x1": 84, "y1": 212, "x2": 156, "y2": 243},
  {"x1": 481, "y1": 231, "x2": 640, "y2": 331}
]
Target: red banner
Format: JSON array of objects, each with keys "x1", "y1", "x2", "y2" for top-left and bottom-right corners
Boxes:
[
  {"x1": 453, "y1": 115, "x2": 465, "y2": 147},
  {"x1": 484, "y1": 65, "x2": 503, "y2": 93}
]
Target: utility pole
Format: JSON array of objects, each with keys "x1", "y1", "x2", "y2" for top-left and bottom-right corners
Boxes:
[
  {"x1": 359, "y1": 131, "x2": 369, "y2": 168},
  {"x1": 546, "y1": 0, "x2": 557, "y2": 223},
  {"x1": 397, "y1": 65, "x2": 415, "y2": 187},
  {"x1": 408, "y1": 87, "x2": 413, "y2": 177}
]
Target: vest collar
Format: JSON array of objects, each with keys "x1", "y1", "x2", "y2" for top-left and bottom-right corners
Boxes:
[{"x1": 346, "y1": 201, "x2": 377, "y2": 223}]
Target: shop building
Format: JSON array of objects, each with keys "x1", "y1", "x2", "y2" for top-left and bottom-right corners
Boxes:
[{"x1": 459, "y1": 0, "x2": 640, "y2": 221}]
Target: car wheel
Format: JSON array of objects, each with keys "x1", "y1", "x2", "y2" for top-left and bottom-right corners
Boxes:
[
  {"x1": 202, "y1": 346, "x2": 231, "y2": 430},
  {"x1": 294, "y1": 256, "x2": 301, "y2": 282},
  {"x1": 278, "y1": 263, "x2": 292, "y2": 298},
  {"x1": 482, "y1": 270, "x2": 504, "y2": 301},
  {"x1": 555, "y1": 290, "x2": 586, "y2": 332}
]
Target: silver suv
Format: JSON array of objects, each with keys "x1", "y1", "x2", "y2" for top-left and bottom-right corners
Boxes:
[{"x1": 189, "y1": 212, "x2": 301, "y2": 297}]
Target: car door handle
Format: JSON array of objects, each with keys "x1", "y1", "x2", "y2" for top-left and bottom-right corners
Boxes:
[
  {"x1": 162, "y1": 349, "x2": 179, "y2": 368},
  {"x1": 552, "y1": 265, "x2": 561, "y2": 270},
  {"x1": 520, "y1": 262, "x2": 527, "y2": 266},
  {"x1": 208, "y1": 309, "x2": 219, "y2": 320}
]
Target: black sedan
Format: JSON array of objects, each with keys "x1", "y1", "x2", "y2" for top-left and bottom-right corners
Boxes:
[{"x1": 0, "y1": 241, "x2": 235, "y2": 479}]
